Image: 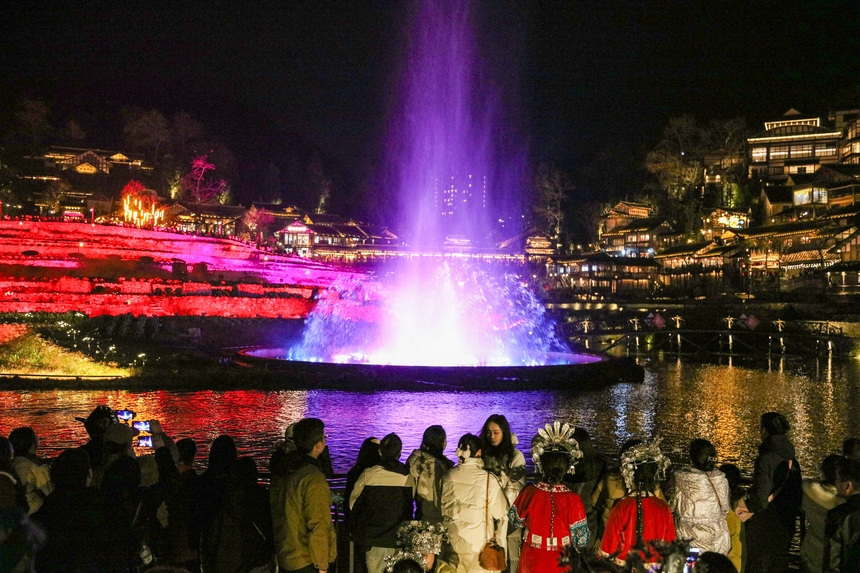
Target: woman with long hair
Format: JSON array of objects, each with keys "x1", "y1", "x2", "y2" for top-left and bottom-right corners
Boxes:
[
  {"x1": 598, "y1": 440, "x2": 675, "y2": 565},
  {"x1": 510, "y1": 421, "x2": 589, "y2": 573},
  {"x1": 408, "y1": 425, "x2": 454, "y2": 523},
  {"x1": 480, "y1": 414, "x2": 526, "y2": 570},
  {"x1": 669, "y1": 439, "x2": 730, "y2": 554}
]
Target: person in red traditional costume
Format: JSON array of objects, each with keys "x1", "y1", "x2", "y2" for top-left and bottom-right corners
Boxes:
[
  {"x1": 598, "y1": 439, "x2": 675, "y2": 566},
  {"x1": 509, "y1": 421, "x2": 589, "y2": 573}
]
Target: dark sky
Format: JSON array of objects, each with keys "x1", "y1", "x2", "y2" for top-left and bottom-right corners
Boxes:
[{"x1": 2, "y1": 1, "x2": 859, "y2": 204}]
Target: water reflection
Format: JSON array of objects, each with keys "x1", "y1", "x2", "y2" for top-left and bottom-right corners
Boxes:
[{"x1": 2, "y1": 357, "x2": 860, "y2": 476}]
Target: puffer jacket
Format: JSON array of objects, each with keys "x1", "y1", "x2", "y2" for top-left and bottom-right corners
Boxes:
[
  {"x1": 12, "y1": 456, "x2": 53, "y2": 515},
  {"x1": 407, "y1": 449, "x2": 454, "y2": 523},
  {"x1": 441, "y1": 457, "x2": 509, "y2": 557},
  {"x1": 669, "y1": 467, "x2": 731, "y2": 554},
  {"x1": 802, "y1": 480, "x2": 842, "y2": 573}
]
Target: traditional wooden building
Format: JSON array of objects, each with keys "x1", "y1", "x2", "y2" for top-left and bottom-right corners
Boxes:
[{"x1": 549, "y1": 252, "x2": 659, "y2": 295}]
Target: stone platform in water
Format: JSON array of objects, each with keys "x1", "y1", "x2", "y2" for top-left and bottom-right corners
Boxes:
[{"x1": 238, "y1": 348, "x2": 643, "y2": 390}]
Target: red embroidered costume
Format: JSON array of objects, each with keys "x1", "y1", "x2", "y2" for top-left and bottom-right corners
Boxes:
[
  {"x1": 511, "y1": 482, "x2": 588, "y2": 573},
  {"x1": 598, "y1": 496, "x2": 676, "y2": 564}
]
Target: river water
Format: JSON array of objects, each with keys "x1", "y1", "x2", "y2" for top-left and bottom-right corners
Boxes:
[{"x1": 2, "y1": 355, "x2": 859, "y2": 476}]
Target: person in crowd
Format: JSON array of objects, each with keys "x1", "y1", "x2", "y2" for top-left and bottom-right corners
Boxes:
[
  {"x1": 204, "y1": 457, "x2": 275, "y2": 573},
  {"x1": 176, "y1": 437, "x2": 197, "y2": 475},
  {"x1": 192, "y1": 434, "x2": 239, "y2": 570},
  {"x1": 737, "y1": 412, "x2": 803, "y2": 573},
  {"x1": 598, "y1": 439, "x2": 675, "y2": 565},
  {"x1": 100, "y1": 455, "x2": 150, "y2": 571},
  {"x1": 844, "y1": 439, "x2": 860, "y2": 461},
  {"x1": 9, "y1": 427, "x2": 53, "y2": 515},
  {"x1": 270, "y1": 418, "x2": 337, "y2": 573},
  {"x1": 441, "y1": 433, "x2": 508, "y2": 573},
  {"x1": 670, "y1": 439, "x2": 730, "y2": 554},
  {"x1": 381, "y1": 518, "x2": 451, "y2": 572},
  {"x1": 166, "y1": 439, "x2": 200, "y2": 569},
  {"x1": 563, "y1": 426, "x2": 606, "y2": 549},
  {"x1": 592, "y1": 438, "x2": 667, "y2": 545},
  {"x1": 33, "y1": 448, "x2": 110, "y2": 572},
  {"x1": 824, "y1": 456, "x2": 860, "y2": 573},
  {"x1": 0, "y1": 437, "x2": 28, "y2": 511},
  {"x1": 75, "y1": 405, "x2": 118, "y2": 470},
  {"x1": 350, "y1": 433, "x2": 416, "y2": 573},
  {"x1": 0, "y1": 506, "x2": 46, "y2": 573},
  {"x1": 694, "y1": 551, "x2": 739, "y2": 573},
  {"x1": 146, "y1": 446, "x2": 182, "y2": 560},
  {"x1": 346, "y1": 437, "x2": 382, "y2": 573},
  {"x1": 408, "y1": 425, "x2": 454, "y2": 523},
  {"x1": 479, "y1": 415, "x2": 525, "y2": 571},
  {"x1": 801, "y1": 454, "x2": 844, "y2": 573},
  {"x1": 718, "y1": 463, "x2": 744, "y2": 573},
  {"x1": 510, "y1": 421, "x2": 589, "y2": 572},
  {"x1": 91, "y1": 419, "x2": 172, "y2": 488}
]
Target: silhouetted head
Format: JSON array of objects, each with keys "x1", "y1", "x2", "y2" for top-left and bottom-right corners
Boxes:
[
  {"x1": 8, "y1": 427, "x2": 38, "y2": 457},
  {"x1": 379, "y1": 433, "x2": 403, "y2": 464},
  {"x1": 760, "y1": 412, "x2": 790, "y2": 438},
  {"x1": 822, "y1": 454, "x2": 843, "y2": 486},
  {"x1": 176, "y1": 438, "x2": 197, "y2": 466},
  {"x1": 420, "y1": 425, "x2": 447, "y2": 458},
  {"x1": 292, "y1": 418, "x2": 325, "y2": 454},
  {"x1": 207, "y1": 435, "x2": 237, "y2": 475},
  {"x1": 690, "y1": 439, "x2": 717, "y2": 472},
  {"x1": 51, "y1": 448, "x2": 91, "y2": 489}
]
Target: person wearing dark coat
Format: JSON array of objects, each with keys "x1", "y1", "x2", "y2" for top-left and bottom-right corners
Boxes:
[
  {"x1": 33, "y1": 448, "x2": 118, "y2": 572},
  {"x1": 345, "y1": 437, "x2": 382, "y2": 573},
  {"x1": 738, "y1": 412, "x2": 803, "y2": 573},
  {"x1": 824, "y1": 457, "x2": 860, "y2": 573},
  {"x1": 191, "y1": 435, "x2": 238, "y2": 572},
  {"x1": 562, "y1": 427, "x2": 606, "y2": 548},
  {"x1": 349, "y1": 433, "x2": 415, "y2": 573},
  {"x1": 203, "y1": 457, "x2": 274, "y2": 573}
]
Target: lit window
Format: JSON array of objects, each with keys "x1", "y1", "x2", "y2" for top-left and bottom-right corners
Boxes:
[
  {"x1": 791, "y1": 144, "x2": 813, "y2": 158},
  {"x1": 751, "y1": 147, "x2": 767, "y2": 162},
  {"x1": 770, "y1": 146, "x2": 789, "y2": 160}
]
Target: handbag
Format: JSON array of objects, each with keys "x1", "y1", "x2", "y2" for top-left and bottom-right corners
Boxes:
[{"x1": 478, "y1": 472, "x2": 506, "y2": 571}]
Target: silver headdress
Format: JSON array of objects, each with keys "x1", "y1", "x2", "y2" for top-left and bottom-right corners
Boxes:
[
  {"x1": 619, "y1": 437, "x2": 672, "y2": 491},
  {"x1": 382, "y1": 520, "x2": 447, "y2": 573},
  {"x1": 531, "y1": 420, "x2": 583, "y2": 475}
]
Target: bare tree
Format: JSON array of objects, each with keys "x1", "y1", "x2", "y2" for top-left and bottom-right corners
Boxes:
[
  {"x1": 62, "y1": 119, "x2": 87, "y2": 143},
  {"x1": 124, "y1": 109, "x2": 170, "y2": 161},
  {"x1": 533, "y1": 162, "x2": 573, "y2": 241},
  {"x1": 644, "y1": 115, "x2": 705, "y2": 200},
  {"x1": 170, "y1": 111, "x2": 204, "y2": 157},
  {"x1": 16, "y1": 98, "x2": 51, "y2": 152}
]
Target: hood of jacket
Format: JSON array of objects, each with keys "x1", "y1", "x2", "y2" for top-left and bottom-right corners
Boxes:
[
  {"x1": 803, "y1": 480, "x2": 842, "y2": 510},
  {"x1": 282, "y1": 450, "x2": 322, "y2": 477},
  {"x1": 761, "y1": 433, "x2": 796, "y2": 460}
]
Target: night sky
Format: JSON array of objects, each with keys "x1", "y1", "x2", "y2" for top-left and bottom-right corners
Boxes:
[{"x1": 2, "y1": 1, "x2": 859, "y2": 211}]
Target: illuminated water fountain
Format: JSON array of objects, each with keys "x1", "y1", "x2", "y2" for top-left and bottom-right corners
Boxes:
[{"x1": 243, "y1": 1, "x2": 628, "y2": 386}]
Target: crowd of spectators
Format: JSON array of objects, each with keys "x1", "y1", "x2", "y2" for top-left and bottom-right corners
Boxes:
[{"x1": 2, "y1": 408, "x2": 860, "y2": 573}]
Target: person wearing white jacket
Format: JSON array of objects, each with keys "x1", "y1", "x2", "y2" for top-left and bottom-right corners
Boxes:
[
  {"x1": 442, "y1": 433, "x2": 509, "y2": 573},
  {"x1": 481, "y1": 414, "x2": 526, "y2": 572},
  {"x1": 669, "y1": 439, "x2": 731, "y2": 554}
]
